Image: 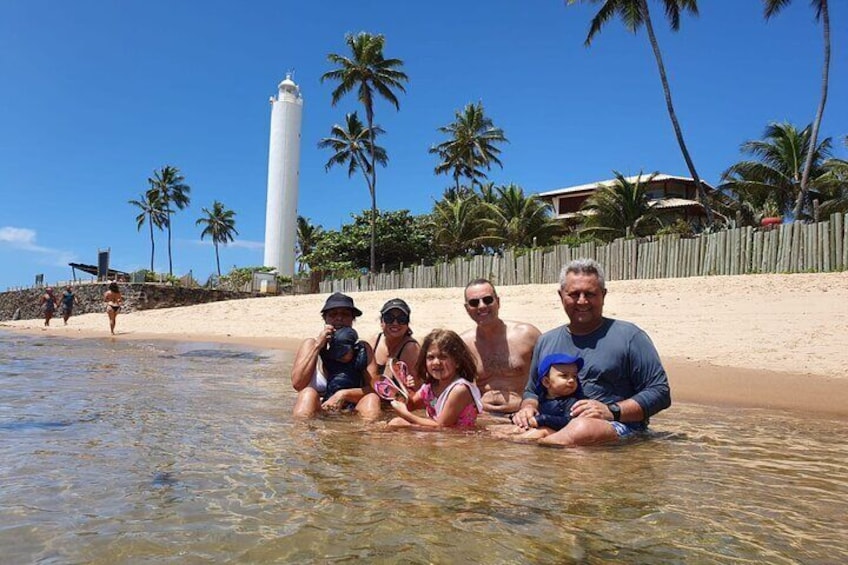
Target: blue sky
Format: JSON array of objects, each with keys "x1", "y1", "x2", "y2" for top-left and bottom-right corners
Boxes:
[{"x1": 1, "y1": 0, "x2": 845, "y2": 290}]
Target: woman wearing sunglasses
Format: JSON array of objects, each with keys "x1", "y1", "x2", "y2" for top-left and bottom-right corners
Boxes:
[{"x1": 369, "y1": 298, "x2": 421, "y2": 391}]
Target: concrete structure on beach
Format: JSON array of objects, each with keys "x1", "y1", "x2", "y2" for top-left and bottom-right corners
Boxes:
[{"x1": 263, "y1": 73, "x2": 303, "y2": 277}]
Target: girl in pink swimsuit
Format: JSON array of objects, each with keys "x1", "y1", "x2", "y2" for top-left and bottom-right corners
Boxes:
[{"x1": 388, "y1": 329, "x2": 483, "y2": 429}]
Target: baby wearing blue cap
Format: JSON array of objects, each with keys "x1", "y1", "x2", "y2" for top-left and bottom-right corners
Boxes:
[
  {"x1": 320, "y1": 326, "x2": 369, "y2": 404},
  {"x1": 527, "y1": 353, "x2": 585, "y2": 437}
]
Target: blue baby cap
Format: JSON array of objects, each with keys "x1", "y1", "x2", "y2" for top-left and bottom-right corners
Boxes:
[
  {"x1": 328, "y1": 327, "x2": 359, "y2": 359},
  {"x1": 538, "y1": 353, "x2": 583, "y2": 378},
  {"x1": 536, "y1": 353, "x2": 584, "y2": 394}
]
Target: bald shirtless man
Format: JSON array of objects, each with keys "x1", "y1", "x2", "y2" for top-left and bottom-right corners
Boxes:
[{"x1": 461, "y1": 279, "x2": 541, "y2": 414}]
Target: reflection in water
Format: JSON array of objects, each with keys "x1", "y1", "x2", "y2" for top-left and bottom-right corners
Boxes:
[{"x1": 1, "y1": 331, "x2": 846, "y2": 563}]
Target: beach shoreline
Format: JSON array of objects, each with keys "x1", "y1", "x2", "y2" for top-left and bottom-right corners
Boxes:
[{"x1": 5, "y1": 271, "x2": 848, "y2": 419}]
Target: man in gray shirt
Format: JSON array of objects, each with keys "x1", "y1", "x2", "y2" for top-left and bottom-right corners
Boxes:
[{"x1": 512, "y1": 258, "x2": 671, "y2": 446}]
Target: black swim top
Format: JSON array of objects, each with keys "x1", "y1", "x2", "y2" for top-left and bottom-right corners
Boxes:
[{"x1": 374, "y1": 332, "x2": 417, "y2": 375}]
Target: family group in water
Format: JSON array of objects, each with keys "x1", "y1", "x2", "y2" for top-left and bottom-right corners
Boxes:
[{"x1": 291, "y1": 258, "x2": 672, "y2": 447}]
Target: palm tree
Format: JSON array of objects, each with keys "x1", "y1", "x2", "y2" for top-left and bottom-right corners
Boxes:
[
  {"x1": 721, "y1": 122, "x2": 836, "y2": 220},
  {"x1": 480, "y1": 184, "x2": 562, "y2": 249},
  {"x1": 295, "y1": 215, "x2": 324, "y2": 274},
  {"x1": 818, "y1": 156, "x2": 848, "y2": 215},
  {"x1": 430, "y1": 102, "x2": 508, "y2": 194},
  {"x1": 147, "y1": 165, "x2": 191, "y2": 276},
  {"x1": 428, "y1": 194, "x2": 489, "y2": 258},
  {"x1": 580, "y1": 172, "x2": 662, "y2": 240},
  {"x1": 318, "y1": 112, "x2": 387, "y2": 272},
  {"x1": 129, "y1": 190, "x2": 168, "y2": 272},
  {"x1": 319, "y1": 112, "x2": 387, "y2": 188},
  {"x1": 195, "y1": 201, "x2": 238, "y2": 277},
  {"x1": 763, "y1": 0, "x2": 830, "y2": 221},
  {"x1": 567, "y1": 0, "x2": 714, "y2": 224},
  {"x1": 322, "y1": 32, "x2": 408, "y2": 275}
]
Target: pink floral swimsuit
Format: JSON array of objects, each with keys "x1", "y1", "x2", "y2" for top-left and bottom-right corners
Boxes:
[{"x1": 420, "y1": 378, "x2": 483, "y2": 427}]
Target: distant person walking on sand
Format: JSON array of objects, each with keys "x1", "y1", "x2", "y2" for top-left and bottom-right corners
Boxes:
[
  {"x1": 60, "y1": 286, "x2": 77, "y2": 325},
  {"x1": 460, "y1": 279, "x2": 541, "y2": 414},
  {"x1": 40, "y1": 287, "x2": 59, "y2": 327},
  {"x1": 511, "y1": 258, "x2": 671, "y2": 447},
  {"x1": 103, "y1": 282, "x2": 123, "y2": 335},
  {"x1": 290, "y1": 292, "x2": 380, "y2": 419}
]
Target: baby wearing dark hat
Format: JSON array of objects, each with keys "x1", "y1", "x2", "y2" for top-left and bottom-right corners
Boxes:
[
  {"x1": 524, "y1": 353, "x2": 586, "y2": 435},
  {"x1": 320, "y1": 326, "x2": 369, "y2": 403}
]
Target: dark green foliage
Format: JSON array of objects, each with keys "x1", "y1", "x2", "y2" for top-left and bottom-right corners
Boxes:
[
  {"x1": 721, "y1": 122, "x2": 843, "y2": 221},
  {"x1": 479, "y1": 183, "x2": 563, "y2": 250},
  {"x1": 580, "y1": 172, "x2": 662, "y2": 241},
  {"x1": 656, "y1": 219, "x2": 695, "y2": 237},
  {"x1": 303, "y1": 210, "x2": 437, "y2": 275},
  {"x1": 219, "y1": 266, "x2": 276, "y2": 292}
]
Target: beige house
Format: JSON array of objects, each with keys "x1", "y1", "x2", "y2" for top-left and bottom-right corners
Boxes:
[{"x1": 538, "y1": 173, "x2": 714, "y2": 227}]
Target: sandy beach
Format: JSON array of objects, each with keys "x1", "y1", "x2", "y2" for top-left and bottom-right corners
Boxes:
[{"x1": 5, "y1": 272, "x2": 848, "y2": 418}]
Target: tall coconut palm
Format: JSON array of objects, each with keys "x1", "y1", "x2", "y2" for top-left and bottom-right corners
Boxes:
[
  {"x1": 318, "y1": 112, "x2": 387, "y2": 192},
  {"x1": 430, "y1": 102, "x2": 508, "y2": 194},
  {"x1": 580, "y1": 171, "x2": 662, "y2": 240},
  {"x1": 721, "y1": 122, "x2": 835, "y2": 220},
  {"x1": 322, "y1": 32, "x2": 408, "y2": 275},
  {"x1": 318, "y1": 113, "x2": 387, "y2": 273},
  {"x1": 195, "y1": 201, "x2": 238, "y2": 277},
  {"x1": 428, "y1": 194, "x2": 489, "y2": 258},
  {"x1": 129, "y1": 190, "x2": 168, "y2": 272},
  {"x1": 763, "y1": 0, "x2": 830, "y2": 221},
  {"x1": 567, "y1": 0, "x2": 714, "y2": 224},
  {"x1": 147, "y1": 165, "x2": 191, "y2": 276},
  {"x1": 295, "y1": 215, "x2": 324, "y2": 274},
  {"x1": 480, "y1": 184, "x2": 562, "y2": 249}
]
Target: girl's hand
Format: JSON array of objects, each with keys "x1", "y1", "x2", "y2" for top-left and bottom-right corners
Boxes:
[
  {"x1": 404, "y1": 373, "x2": 416, "y2": 390},
  {"x1": 390, "y1": 400, "x2": 410, "y2": 416}
]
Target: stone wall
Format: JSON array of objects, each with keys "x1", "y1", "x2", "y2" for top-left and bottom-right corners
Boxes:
[{"x1": 0, "y1": 283, "x2": 253, "y2": 322}]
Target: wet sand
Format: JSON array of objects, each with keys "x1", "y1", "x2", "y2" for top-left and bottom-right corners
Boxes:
[{"x1": 5, "y1": 272, "x2": 848, "y2": 418}]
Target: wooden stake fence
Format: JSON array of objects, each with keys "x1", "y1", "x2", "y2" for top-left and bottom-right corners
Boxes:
[{"x1": 320, "y1": 214, "x2": 848, "y2": 293}]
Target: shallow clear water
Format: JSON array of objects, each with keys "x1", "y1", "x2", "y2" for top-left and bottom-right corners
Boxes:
[{"x1": 1, "y1": 331, "x2": 847, "y2": 564}]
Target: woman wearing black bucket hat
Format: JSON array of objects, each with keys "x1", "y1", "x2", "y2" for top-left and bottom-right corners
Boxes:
[{"x1": 291, "y1": 292, "x2": 380, "y2": 419}]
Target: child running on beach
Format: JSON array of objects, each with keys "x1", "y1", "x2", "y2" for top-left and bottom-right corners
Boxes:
[
  {"x1": 388, "y1": 329, "x2": 483, "y2": 429},
  {"x1": 511, "y1": 353, "x2": 585, "y2": 440}
]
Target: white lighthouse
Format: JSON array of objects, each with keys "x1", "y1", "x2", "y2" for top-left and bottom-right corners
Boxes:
[{"x1": 263, "y1": 73, "x2": 303, "y2": 277}]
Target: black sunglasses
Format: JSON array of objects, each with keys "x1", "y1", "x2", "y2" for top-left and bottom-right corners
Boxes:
[
  {"x1": 467, "y1": 295, "x2": 495, "y2": 308},
  {"x1": 382, "y1": 312, "x2": 410, "y2": 324}
]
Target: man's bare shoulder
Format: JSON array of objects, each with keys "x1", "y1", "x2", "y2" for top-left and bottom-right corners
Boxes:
[{"x1": 503, "y1": 320, "x2": 542, "y2": 341}]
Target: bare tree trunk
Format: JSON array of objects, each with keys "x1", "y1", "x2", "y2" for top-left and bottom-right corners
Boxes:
[
  {"x1": 640, "y1": 0, "x2": 715, "y2": 226},
  {"x1": 167, "y1": 212, "x2": 174, "y2": 276},
  {"x1": 794, "y1": 0, "x2": 830, "y2": 221},
  {"x1": 366, "y1": 106, "x2": 378, "y2": 280},
  {"x1": 215, "y1": 242, "x2": 221, "y2": 277},
  {"x1": 148, "y1": 216, "x2": 155, "y2": 272}
]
